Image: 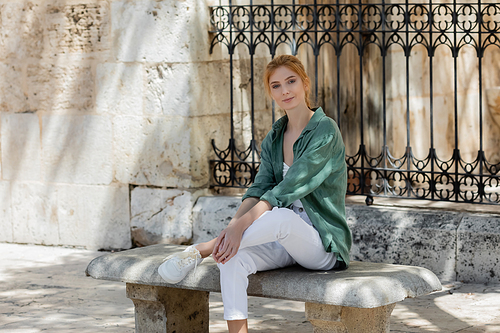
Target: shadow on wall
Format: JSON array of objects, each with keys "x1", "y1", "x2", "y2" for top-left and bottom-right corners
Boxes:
[
  {"x1": 116, "y1": 0, "x2": 232, "y2": 247},
  {"x1": 0, "y1": 1, "x2": 208, "y2": 249},
  {"x1": 0, "y1": 0, "x2": 263, "y2": 249},
  {"x1": 0, "y1": 0, "x2": 137, "y2": 250}
]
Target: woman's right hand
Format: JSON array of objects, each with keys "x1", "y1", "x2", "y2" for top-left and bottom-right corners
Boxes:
[
  {"x1": 212, "y1": 199, "x2": 272, "y2": 264},
  {"x1": 212, "y1": 222, "x2": 244, "y2": 264}
]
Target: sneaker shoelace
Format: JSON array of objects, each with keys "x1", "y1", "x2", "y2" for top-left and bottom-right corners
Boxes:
[{"x1": 163, "y1": 249, "x2": 201, "y2": 274}]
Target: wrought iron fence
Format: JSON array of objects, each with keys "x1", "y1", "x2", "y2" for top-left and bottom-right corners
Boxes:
[{"x1": 208, "y1": 0, "x2": 500, "y2": 204}]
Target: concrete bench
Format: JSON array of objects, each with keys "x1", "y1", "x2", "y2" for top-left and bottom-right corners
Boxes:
[{"x1": 86, "y1": 244, "x2": 442, "y2": 333}]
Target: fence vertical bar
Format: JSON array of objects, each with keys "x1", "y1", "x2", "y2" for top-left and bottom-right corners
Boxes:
[
  {"x1": 292, "y1": 0, "x2": 297, "y2": 55},
  {"x1": 405, "y1": 0, "x2": 411, "y2": 197},
  {"x1": 453, "y1": 0, "x2": 459, "y2": 201},
  {"x1": 271, "y1": 0, "x2": 276, "y2": 124},
  {"x1": 250, "y1": 0, "x2": 256, "y2": 184},
  {"x1": 314, "y1": 0, "x2": 319, "y2": 104},
  {"x1": 382, "y1": 0, "x2": 388, "y2": 196},
  {"x1": 229, "y1": 0, "x2": 235, "y2": 187},
  {"x1": 429, "y1": 0, "x2": 435, "y2": 200},
  {"x1": 358, "y1": 0, "x2": 366, "y2": 196},
  {"x1": 478, "y1": 0, "x2": 484, "y2": 202},
  {"x1": 336, "y1": 0, "x2": 341, "y2": 125}
]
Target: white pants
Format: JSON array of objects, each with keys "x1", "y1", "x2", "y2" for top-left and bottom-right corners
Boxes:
[{"x1": 217, "y1": 207, "x2": 337, "y2": 320}]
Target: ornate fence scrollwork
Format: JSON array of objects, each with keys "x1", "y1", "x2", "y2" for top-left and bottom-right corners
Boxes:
[{"x1": 209, "y1": 1, "x2": 500, "y2": 204}]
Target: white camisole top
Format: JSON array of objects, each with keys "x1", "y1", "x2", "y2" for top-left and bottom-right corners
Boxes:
[{"x1": 282, "y1": 162, "x2": 313, "y2": 227}]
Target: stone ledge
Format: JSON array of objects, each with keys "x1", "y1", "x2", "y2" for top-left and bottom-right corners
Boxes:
[
  {"x1": 192, "y1": 196, "x2": 500, "y2": 284},
  {"x1": 346, "y1": 204, "x2": 461, "y2": 283},
  {"x1": 457, "y1": 215, "x2": 500, "y2": 283}
]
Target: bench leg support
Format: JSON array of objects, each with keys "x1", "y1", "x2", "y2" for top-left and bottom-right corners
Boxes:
[
  {"x1": 305, "y1": 302, "x2": 396, "y2": 333},
  {"x1": 126, "y1": 283, "x2": 209, "y2": 333}
]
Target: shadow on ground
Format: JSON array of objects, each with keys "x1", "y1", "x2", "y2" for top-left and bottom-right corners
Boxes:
[
  {"x1": 0, "y1": 244, "x2": 135, "y2": 333},
  {"x1": 1, "y1": 244, "x2": 499, "y2": 332}
]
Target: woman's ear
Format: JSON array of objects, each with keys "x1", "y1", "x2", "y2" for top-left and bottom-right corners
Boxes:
[{"x1": 305, "y1": 79, "x2": 311, "y2": 91}]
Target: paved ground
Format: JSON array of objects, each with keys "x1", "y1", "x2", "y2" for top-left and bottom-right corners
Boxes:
[{"x1": 1, "y1": 243, "x2": 499, "y2": 333}]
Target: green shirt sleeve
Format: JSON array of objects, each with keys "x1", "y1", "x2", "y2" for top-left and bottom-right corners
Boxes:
[
  {"x1": 260, "y1": 132, "x2": 342, "y2": 207},
  {"x1": 242, "y1": 133, "x2": 277, "y2": 201}
]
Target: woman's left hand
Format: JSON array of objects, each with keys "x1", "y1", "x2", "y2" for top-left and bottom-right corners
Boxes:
[{"x1": 212, "y1": 223, "x2": 244, "y2": 264}]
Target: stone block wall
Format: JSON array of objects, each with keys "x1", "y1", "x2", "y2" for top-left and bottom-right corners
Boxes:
[{"x1": 0, "y1": 0, "x2": 273, "y2": 249}]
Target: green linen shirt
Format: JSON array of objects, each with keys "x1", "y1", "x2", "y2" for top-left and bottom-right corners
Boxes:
[{"x1": 242, "y1": 107, "x2": 351, "y2": 267}]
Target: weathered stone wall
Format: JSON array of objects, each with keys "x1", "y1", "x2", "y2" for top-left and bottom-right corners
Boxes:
[{"x1": 0, "y1": 0, "x2": 275, "y2": 249}]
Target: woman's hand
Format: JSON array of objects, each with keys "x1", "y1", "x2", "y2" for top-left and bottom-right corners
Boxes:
[
  {"x1": 212, "y1": 222, "x2": 244, "y2": 264},
  {"x1": 212, "y1": 200, "x2": 272, "y2": 264}
]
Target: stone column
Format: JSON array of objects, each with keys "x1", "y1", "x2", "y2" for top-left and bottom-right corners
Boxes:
[
  {"x1": 126, "y1": 283, "x2": 209, "y2": 333},
  {"x1": 305, "y1": 302, "x2": 396, "y2": 333}
]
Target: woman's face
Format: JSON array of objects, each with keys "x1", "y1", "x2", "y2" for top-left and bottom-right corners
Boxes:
[{"x1": 268, "y1": 66, "x2": 308, "y2": 111}]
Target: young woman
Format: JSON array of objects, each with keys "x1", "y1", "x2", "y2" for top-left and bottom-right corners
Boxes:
[{"x1": 158, "y1": 55, "x2": 351, "y2": 333}]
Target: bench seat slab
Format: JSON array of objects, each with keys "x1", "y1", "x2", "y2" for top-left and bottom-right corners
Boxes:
[
  {"x1": 126, "y1": 283, "x2": 209, "y2": 333},
  {"x1": 86, "y1": 244, "x2": 442, "y2": 308},
  {"x1": 306, "y1": 302, "x2": 396, "y2": 333}
]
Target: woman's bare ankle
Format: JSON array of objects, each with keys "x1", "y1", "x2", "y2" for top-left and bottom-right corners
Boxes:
[
  {"x1": 195, "y1": 239, "x2": 216, "y2": 258},
  {"x1": 227, "y1": 319, "x2": 248, "y2": 333}
]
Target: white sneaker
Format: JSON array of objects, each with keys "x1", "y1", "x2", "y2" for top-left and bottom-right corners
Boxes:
[{"x1": 157, "y1": 245, "x2": 203, "y2": 284}]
